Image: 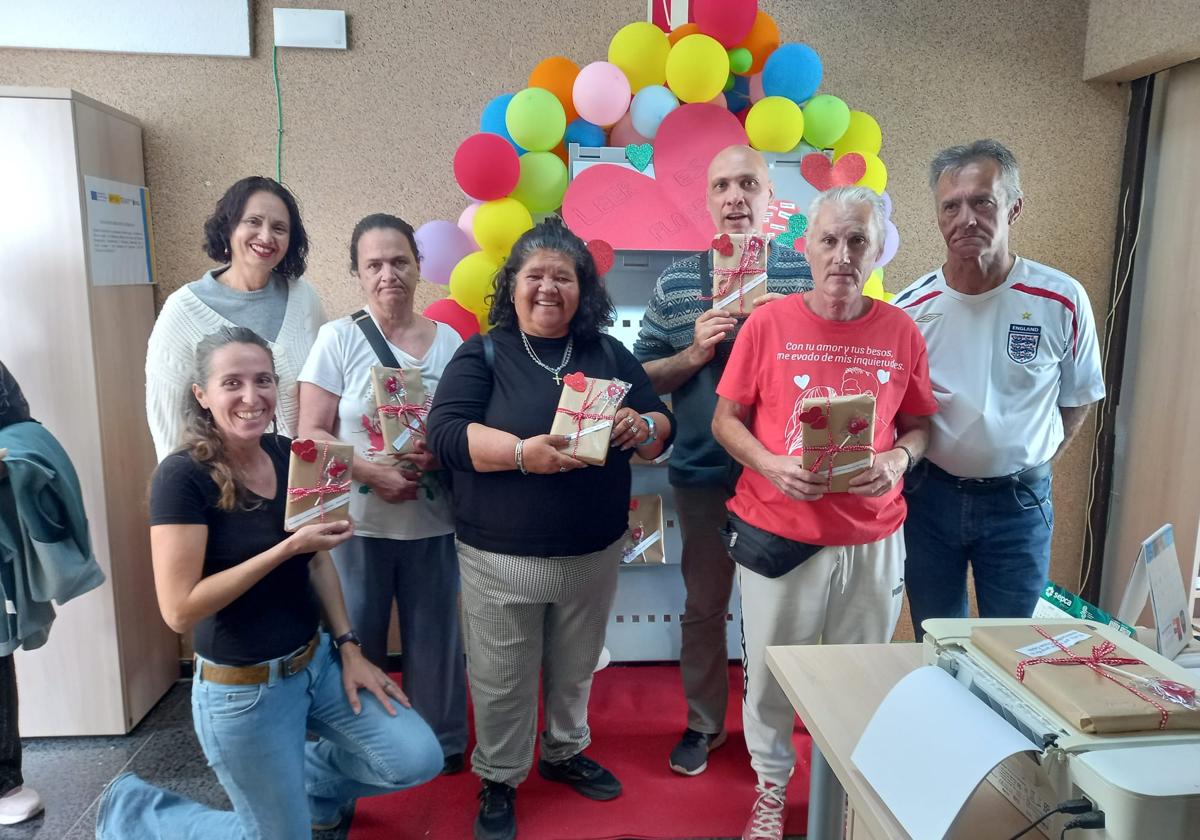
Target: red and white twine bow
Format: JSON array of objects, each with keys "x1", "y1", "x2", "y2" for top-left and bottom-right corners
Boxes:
[
  {"x1": 287, "y1": 441, "x2": 350, "y2": 523},
  {"x1": 554, "y1": 380, "x2": 611, "y2": 460},
  {"x1": 709, "y1": 235, "x2": 765, "y2": 314},
  {"x1": 805, "y1": 398, "x2": 874, "y2": 484},
  {"x1": 1014, "y1": 625, "x2": 1171, "y2": 730}
]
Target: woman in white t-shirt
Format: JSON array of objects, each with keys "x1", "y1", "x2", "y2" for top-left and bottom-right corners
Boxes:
[{"x1": 297, "y1": 214, "x2": 467, "y2": 773}]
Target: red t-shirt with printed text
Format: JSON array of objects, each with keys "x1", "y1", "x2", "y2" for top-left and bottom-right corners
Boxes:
[{"x1": 716, "y1": 294, "x2": 938, "y2": 546}]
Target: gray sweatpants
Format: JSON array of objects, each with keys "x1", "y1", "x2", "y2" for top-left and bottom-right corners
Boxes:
[{"x1": 457, "y1": 538, "x2": 620, "y2": 786}]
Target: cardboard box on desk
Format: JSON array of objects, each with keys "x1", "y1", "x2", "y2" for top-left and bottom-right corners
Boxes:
[
  {"x1": 623, "y1": 495, "x2": 665, "y2": 565},
  {"x1": 711, "y1": 232, "x2": 769, "y2": 315},
  {"x1": 549, "y1": 373, "x2": 630, "y2": 466},
  {"x1": 369, "y1": 366, "x2": 427, "y2": 456},
  {"x1": 972, "y1": 623, "x2": 1200, "y2": 734},
  {"x1": 799, "y1": 394, "x2": 875, "y2": 492},
  {"x1": 284, "y1": 439, "x2": 353, "y2": 532}
]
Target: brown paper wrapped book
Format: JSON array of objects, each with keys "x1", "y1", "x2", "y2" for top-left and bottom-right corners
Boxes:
[
  {"x1": 548, "y1": 372, "x2": 631, "y2": 467},
  {"x1": 711, "y1": 232, "x2": 770, "y2": 315},
  {"x1": 284, "y1": 439, "x2": 353, "y2": 532},
  {"x1": 972, "y1": 623, "x2": 1200, "y2": 734},
  {"x1": 799, "y1": 394, "x2": 876, "y2": 492},
  {"x1": 622, "y1": 495, "x2": 665, "y2": 565},
  {"x1": 369, "y1": 366, "x2": 428, "y2": 456}
]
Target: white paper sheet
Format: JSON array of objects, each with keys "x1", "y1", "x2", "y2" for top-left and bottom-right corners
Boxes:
[
  {"x1": 83, "y1": 176, "x2": 154, "y2": 285},
  {"x1": 851, "y1": 665, "x2": 1036, "y2": 839}
]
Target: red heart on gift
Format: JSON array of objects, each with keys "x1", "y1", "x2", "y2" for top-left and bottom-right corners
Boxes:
[
  {"x1": 327, "y1": 459, "x2": 348, "y2": 479},
  {"x1": 563, "y1": 371, "x2": 588, "y2": 392},
  {"x1": 801, "y1": 152, "x2": 866, "y2": 191},
  {"x1": 587, "y1": 239, "x2": 615, "y2": 276},
  {"x1": 386, "y1": 376, "x2": 399, "y2": 394},
  {"x1": 291, "y1": 439, "x2": 318, "y2": 463},
  {"x1": 797, "y1": 407, "x2": 822, "y2": 424},
  {"x1": 629, "y1": 498, "x2": 640, "y2": 511},
  {"x1": 712, "y1": 233, "x2": 734, "y2": 257},
  {"x1": 847, "y1": 416, "x2": 869, "y2": 435}
]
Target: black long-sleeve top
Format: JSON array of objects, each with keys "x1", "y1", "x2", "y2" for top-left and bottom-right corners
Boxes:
[{"x1": 427, "y1": 327, "x2": 674, "y2": 558}]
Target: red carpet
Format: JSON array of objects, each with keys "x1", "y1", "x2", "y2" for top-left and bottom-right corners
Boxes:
[{"x1": 348, "y1": 664, "x2": 810, "y2": 840}]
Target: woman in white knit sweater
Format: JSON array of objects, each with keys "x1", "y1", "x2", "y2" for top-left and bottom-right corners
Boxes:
[{"x1": 146, "y1": 177, "x2": 327, "y2": 461}]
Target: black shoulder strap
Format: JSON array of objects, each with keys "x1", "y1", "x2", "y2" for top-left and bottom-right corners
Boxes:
[
  {"x1": 481, "y1": 333, "x2": 496, "y2": 371},
  {"x1": 351, "y1": 309, "x2": 401, "y2": 369}
]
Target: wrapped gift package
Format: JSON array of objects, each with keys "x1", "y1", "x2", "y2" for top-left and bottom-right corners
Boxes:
[
  {"x1": 971, "y1": 623, "x2": 1200, "y2": 734},
  {"x1": 284, "y1": 439, "x2": 353, "y2": 532},
  {"x1": 622, "y1": 495, "x2": 665, "y2": 565},
  {"x1": 549, "y1": 373, "x2": 631, "y2": 466},
  {"x1": 369, "y1": 366, "x2": 428, "y2": 456},
  {"x1": 711, "y1": 232, "x2": 770, "y2": 315},
  {"x1": 799, "y1": 394, "x2": 876, "y2": 492}
]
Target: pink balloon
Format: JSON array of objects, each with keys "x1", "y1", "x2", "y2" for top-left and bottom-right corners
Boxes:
[
  {"x1": 424, "y1": 297, "x2": 481, "y2": 341},
  {"x1": 453, "y1": 133, "x2": 520, "y2": 201},
  {"x1": 608, "y1": 111, "x2": 651, "y2": 147},
  {"x1": 876, "y1": 220, "x2": 900, "y2": 268},
  {"x1": 457, "y1": 202, "x2": 481, "y2": 243},
  {"x1": 573, "y1": 62, "x2": 632, "y2": 127},
  {"x1": 694, "y1": 0, "x2": 758, "y2": 47},
  {"x1": 415, "y1": 220, "x2": 476, "y2": 286},
  {"x1": 706, "y1": 92, "x2": 727, "y2": 109},
  {"x1": 749, "y1": 73, "x2": 765, "y2": 104}
]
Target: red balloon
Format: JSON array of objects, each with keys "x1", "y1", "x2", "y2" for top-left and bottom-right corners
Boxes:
[
  {"x1": 453, "y1": 134, "x2": 520, "y2": 201},
  {"x1": 425, "y1": 297, "x2": 482, "y2": 340},
  {"x1": 694, "y1": 0, "x2": 757, "y2": 48}
]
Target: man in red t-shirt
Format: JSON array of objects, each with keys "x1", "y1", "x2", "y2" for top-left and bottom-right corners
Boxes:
[{"x1": 713, "y1": 186, "x2": 937, "y2": 840}]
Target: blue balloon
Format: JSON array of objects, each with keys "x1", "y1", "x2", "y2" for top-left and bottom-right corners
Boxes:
[
  {"x1": 762, "y1": 43, "x2": 823, "y2": 105},
  {"x1": 480, "y1": 93, "x2": 525, "y2": 153},
  {"x1": 563, "y1": 118, "x2": 606, "y2": 149},
  {"x1": 630, "y1": 85, "x2": 679, "y2": 141},
  {"x1": 726, "y1": 74, "x2": 751, "y2": 113}
]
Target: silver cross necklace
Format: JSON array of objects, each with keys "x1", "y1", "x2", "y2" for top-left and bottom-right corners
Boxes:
[{"x1": 519, "y1": 330, "x2": 574, "y2": 385}]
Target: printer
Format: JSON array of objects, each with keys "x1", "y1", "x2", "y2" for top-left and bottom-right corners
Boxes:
[{"x1": 922, "y1": 618, "x2": 1200, "y2": 839}]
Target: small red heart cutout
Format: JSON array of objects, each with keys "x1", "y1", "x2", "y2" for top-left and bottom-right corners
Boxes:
[
  {"x1": 563, "y1": 371, "x2": 588, "y2": 392},
  {"x1": 801, "y1": 152, "x2": 867, "y2": 191},
  {"x1": 327, "y1": 459, "x2": 348, "y2": 479},
  {"x1": 712, "y1": 233, "x2": 734, "y2": 257},
  {"x1": 629, "y1": 498, "x2": 640, "y2": 511},
  {"x1": 587, "y1": 240, "x2": 615, "y2": 276},
  {"x1": 797, "y1": 406, "x2": 822, "y2": 424},
  {"x1": 291, "y1": 439, "x2": 318, "y2": 463},
  {"x1": 810, "y1": 415, "x2": 829, "y2": 430}
]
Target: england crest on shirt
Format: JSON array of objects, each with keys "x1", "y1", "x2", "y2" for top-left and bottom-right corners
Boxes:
[{"x1": 1007, "y1": 323, "x2": 1041, "y2": 363}]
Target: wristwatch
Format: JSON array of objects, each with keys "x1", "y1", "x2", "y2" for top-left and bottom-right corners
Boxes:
[
  {"x1": 332, "y1": 630, "x2": 362, "y2": 651},
  {"x1": 635, "y1": 414, "x2": 658, "y2": 447}
]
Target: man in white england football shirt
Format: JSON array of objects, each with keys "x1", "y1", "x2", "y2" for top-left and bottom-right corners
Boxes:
[{"x1": 894, "y1": 140, "x2": 1105, "y2": 636}]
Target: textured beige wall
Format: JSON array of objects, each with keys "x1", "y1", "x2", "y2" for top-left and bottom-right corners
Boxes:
[
  {"x1": 1086, "y1": 0, "x2": 1200, "y2": 81},
  {"x1": 2, "y1": 0, "x2": 1127, "y2": 619}
]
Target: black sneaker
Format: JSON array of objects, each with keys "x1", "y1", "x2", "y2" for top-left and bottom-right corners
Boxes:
[
  {"x1": 442, "y1": 752, "x2": 465, "y2": 775},
  {"x1": 475, "y1": 780, "x2": 516, "y2": 840},
  {"x1": 536, "y1": 753, "x2": 622, "y2": 800},
  {"x1": 669, "y1": 728, "x2": 728, "y2": 776}
]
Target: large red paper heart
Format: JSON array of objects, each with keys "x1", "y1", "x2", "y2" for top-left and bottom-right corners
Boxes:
[
  {"x1": 562, "y1": 104, "x2": 749, "y2": 251},
  {"x1": 587, "y1": 239, "x2": 615, "y2": 276},
  {"x1": 563, "y1": 371, "x2": 588, "y2": 392},
  {"x1": 800, "y1": 153, "x2": 866, "y2": 192},
  {"x1": 291, "y1": 439, "x2": 317, "y2": 463}
]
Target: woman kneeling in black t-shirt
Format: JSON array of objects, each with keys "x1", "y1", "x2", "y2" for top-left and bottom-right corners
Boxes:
[{"x1": 97, "y1": 327, "x2": 441, "y2": 839}]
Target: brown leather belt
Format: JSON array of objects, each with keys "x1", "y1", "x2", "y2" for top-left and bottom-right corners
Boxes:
[{"x1": 196, "y1": 634, "x2": 319, "y2": 686}]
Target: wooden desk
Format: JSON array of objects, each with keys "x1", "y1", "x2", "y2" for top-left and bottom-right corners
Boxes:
[{"x1": 766, "y1": 643, "x2": 1032, "y2": 840}]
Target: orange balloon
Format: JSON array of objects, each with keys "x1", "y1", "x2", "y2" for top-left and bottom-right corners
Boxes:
[
  {"x1": 550, "y1": 141, "x2": 569, "y2": 167},
  {"x1": 734, "y1": 11, "x2": 781, "y2": 75},
  {"x1": 529, "y1": 56, "x2": 580, "y2": 123},
  {"x1": 667, "y1": 22, "x2": 701, "y2": 46}
]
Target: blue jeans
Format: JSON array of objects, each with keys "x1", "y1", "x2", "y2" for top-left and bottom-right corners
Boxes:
[
  {"x1": 96, "y1": 633, "x2": 442, "y2": 839},
  {"x1": 903, "y1": 463, "x2": 1054, "y2": 638}
]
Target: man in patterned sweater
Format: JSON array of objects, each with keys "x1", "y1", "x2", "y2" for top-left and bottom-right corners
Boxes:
[{"x1": 633, "y1": 145, "x2": 812, "y2": 776}]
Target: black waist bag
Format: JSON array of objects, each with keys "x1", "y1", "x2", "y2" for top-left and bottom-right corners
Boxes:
[{"x1": 721, "y1": 512, "x2": 823, "y2": 579}]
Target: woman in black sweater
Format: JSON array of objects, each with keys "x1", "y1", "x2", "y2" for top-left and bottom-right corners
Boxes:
[{"x1": 428, "y1": 218, "x2": 673, "y2": 840}]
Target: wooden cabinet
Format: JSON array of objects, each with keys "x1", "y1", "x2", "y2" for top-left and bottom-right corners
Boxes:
[{"x1": 0, "y1": 88, "x2": 177, "y2": 735}]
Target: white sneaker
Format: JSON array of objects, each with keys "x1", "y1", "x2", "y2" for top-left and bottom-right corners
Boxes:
[
  {"x1": 0, "y1": 786, "x2": 44, "y2": 825},
  {"x1": 741, "y1": 781, "x2": 787, "y2": 840}
]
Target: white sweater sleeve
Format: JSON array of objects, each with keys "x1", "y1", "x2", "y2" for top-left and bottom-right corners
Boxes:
[{"x1": 145, "y1": 292, "x2": 203, "y2": 462}]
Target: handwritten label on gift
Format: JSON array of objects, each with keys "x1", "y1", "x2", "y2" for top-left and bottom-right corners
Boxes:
[{"x1": 1016, "y1": 630, "x2": 1090, "y2": 658}]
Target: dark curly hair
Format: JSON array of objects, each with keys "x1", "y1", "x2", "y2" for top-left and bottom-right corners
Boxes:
[
  {"x1": 349, "y1": 213, "x2": 420, "y2": 273},
  {"x1": 202, "y1": 177, "x2": 309, "y2": 280},
  {"x1": 488, "y1": 216, "x2": 614, "y2": 342}
]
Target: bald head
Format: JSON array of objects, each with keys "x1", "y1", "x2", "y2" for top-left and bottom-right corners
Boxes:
[{"x1": 707, "y1": 145, "x2": 773, "y2": 234}]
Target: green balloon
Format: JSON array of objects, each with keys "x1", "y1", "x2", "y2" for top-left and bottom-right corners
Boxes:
[
  {"x1": 505, "y1": 88, "x2": 566, "y2": 153},
  {"x1": 802, "y1": 94, "x2": 852, "y2": 149},
  {"x1": 728, "y1": 47, "x2": 752, "y2": 75},
  {"x1": 723, "y1": 72, "x2": 735, "y2": 93},
  {"x1": 511, "y1": 152, "x2": 569, "y2": 213}
]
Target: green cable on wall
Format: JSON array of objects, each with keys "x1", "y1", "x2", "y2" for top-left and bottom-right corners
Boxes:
[{"x1": 272, "y1": 45, "x2": 283, "y2": 182}]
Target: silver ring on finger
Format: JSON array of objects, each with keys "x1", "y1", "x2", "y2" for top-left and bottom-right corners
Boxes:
[{"x1": 558, "y1": 466, "x2": 567, "y2": 473}]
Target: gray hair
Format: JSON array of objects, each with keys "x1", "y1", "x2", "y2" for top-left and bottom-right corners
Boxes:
[
  {"x1": 807, "y1": 186, "x2": 887, "y2": 255},
  {"x1": 929, "y1": 139, "x2": 1023, "y2": 205}
]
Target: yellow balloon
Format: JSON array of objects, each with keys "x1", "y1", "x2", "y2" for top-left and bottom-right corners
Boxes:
[
  {"x1": 473, "y1": 198, "x2": 534, "y2": 259},
  {"x1": 664, "y1": 34, "x2": 730, "y2": 103},
  {"x1": 449, "y1": 251, "x2": 501, "y2": 316},
  {"x1": 608, "y1": 21, "x2": 670, "y2": 93},
  {"x1": 863, "y1": 268, "x2": 894, "y2": 303},
  {"x1": 856, "y1": 153, "x2": 888, "y2": 194},
  {"x1": 832, "y1": 111, "x2": 882, "y2": 158},
  {"x1": 745, "y1": 96, "x2": 804, "y2": 153}
]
